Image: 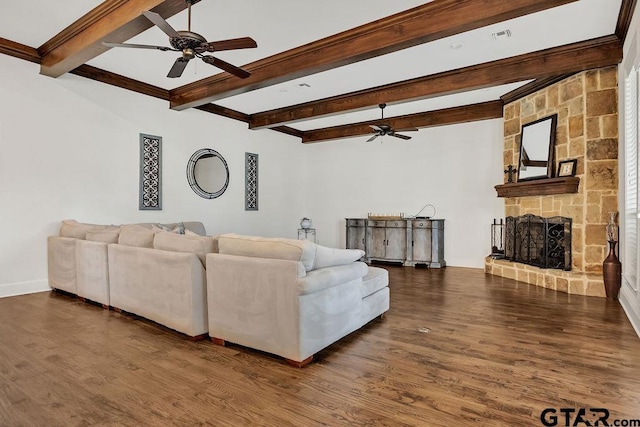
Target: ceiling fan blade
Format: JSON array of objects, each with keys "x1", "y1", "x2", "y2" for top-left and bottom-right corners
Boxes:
[
  {"x1": 201, "y1": 56, "x2": 250, "y2": 79},
  {"x1": 102, "y1": 41, "x2": 177, "y2": 51},
  {"x1": 366, "y1": 134, "x2": 380, "y2": 142},
  {"x1": 167, "y1": 57, "x2": 190, "y2": 78},
  {"x1": 390, "y1": 133, "x2": 412, "y2": 140},
  {"x1": 395, "y1": 128, "x2": 419, "y2": 132},
  {"x1": 206, "y1": 37, "x2": 257, "y2": 52},
  {"x1": 142, "y1": 11, "x2": 181, "y2": 38},
  {"x1": 369, "y1": 125, "x2": 383, "y2": 131}
]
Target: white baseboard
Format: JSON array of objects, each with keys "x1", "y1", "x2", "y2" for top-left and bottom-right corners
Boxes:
[
  {"x1": 0, "y1": 279, "x2": 50, "y2": 299},
  {"x1": 620, "y1": 284, "x2": 640, "y2": 339}
]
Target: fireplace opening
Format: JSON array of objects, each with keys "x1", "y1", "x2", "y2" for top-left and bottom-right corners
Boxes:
[{"x1": 493, "y1": 214, "x2": 572, "y2": 270}]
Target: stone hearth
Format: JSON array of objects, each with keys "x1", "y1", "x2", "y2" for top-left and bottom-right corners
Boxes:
[{"x1": 485, "y1": 67, "x2": 619, "y2": 298}]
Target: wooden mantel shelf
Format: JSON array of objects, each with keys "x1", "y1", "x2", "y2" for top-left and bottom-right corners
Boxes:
[{"x1": 495, "y1": 177, "x2": 580, "y2": 198}]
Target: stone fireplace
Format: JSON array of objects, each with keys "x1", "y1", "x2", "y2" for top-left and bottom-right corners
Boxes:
[{"x1": 485, "y1": 67, "x2": 619, "y2": 298}]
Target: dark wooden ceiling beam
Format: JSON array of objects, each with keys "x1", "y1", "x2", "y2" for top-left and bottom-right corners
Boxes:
[
  {"x1": 0, "y1": 38, "x2": 40, "y2": 63},
  {"x1": 39, "y1": 0, "x2": 194, "y2": 78},
  {"x1": 249, "y1": 35, "x2": 623, "y2": 129},
  {"x1": 70, "y1": 64, "x2": 170, "y2": 100},
  {"x1": 616, "y1": 0, "x2": 638, "y2": 43},
  {"x1": 500, "y1": 73, "x2": 577, "y2": 104},
  {"x1": 301, "y1": 101, "x2": 504, "y2": 144},
  {"x1": 169, "y1": 0, "x2": 579, "y2": 111}
]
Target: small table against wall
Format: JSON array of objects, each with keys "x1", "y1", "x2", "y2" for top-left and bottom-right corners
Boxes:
[{"x1": 298, "y1": 228, "x2": 317, "y2": 243}]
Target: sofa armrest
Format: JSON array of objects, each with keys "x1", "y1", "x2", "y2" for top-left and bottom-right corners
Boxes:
[
  {"x1": 47, "y1": 235, "x2": 78, "y2": 293},
  {"x1": 297, "y1": 262, "x2": 368, "y2": 295}
]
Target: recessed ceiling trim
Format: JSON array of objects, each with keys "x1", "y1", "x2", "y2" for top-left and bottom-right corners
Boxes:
[
  {"x1": 301, "y1": 100, "x2": 504, "y2": 144},
  {"x1": 0, "y1": 37, "x2": 40, "y2": 63},
  {"x1": 500, "y1": 73, "x2": 578, "y2": 104},
  {"x1": 616, "y1": 0, "x2": 638, "y2": 43},
  {"x1": 249, "y1": 35, "x2": 623, "y2": 129},
  {"x1": 169, "y1": 0, "x2": 580, "y2": 111}
]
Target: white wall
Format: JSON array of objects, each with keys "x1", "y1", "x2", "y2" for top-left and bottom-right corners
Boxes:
[
  {"x1": 0, "y1": 54, "x2": 306, "y2": 296},
  {"x1": 301, "y1": 120, "x2": 505, "y2": 268},
  {"x1": 0, "y1": 53, "x2": 506, "y2": 297}
]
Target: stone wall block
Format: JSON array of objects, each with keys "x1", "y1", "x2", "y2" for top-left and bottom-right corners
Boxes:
[
  {"x1": 569, "y1": 115, "x2": 584, "y2": 138},
  {"x1": 586, "y1": 138, "x2": 618, "y2": 160},
  {"x1": 585, "y1": 223, "x2": 606, "y2": 245},
  {"x1": 522, "y1": 101, "x2": 535, "y2": 117},
  {"x1": 599, "y1": 67, "x2": 617, "y2": 89},
  {"x1": 568, "y1": 280, "x2": 585, "y2": 295},
  {"x1": 600, "y1": 195, "x2": 618, "y2": 221},
  {"x1": 556, "y1": 124, "x2": 568, "y2": 145},
  {"x1": 586, "y1": 70, "x2": 599, "y2": 92},
  {"x1": 586, "y1": 281, "x2": 607, "y2": 297},
  {"x1": 586, "y1": 90, "x2": 617, "y2": 117},
  {"x1": 602, "y1": 115, "x2": 618, "y2": 137},
  {"x1": 561, "y1": 80, "x2": 583, "y2": 103},
  {"x1": 585, "y1": 263, "x2": 604, "y2": 274},
  {"x1": 556, "y1": 144, "x2": 568, "y2": 160},
  {"x1": 504, "y1": 119, "x2": 520, "y2": 137},
  {"x1": 586, "y1": 160, "x2": 618, "y2": 190},
  {"x1": 505, "y1": 104, "x2": 515, "y2": 120},
  {"x1": 535, "y1": 95, "x2": 546, "y2": 112},
  {"x1": 586, "y1": 117, "x2": 601, "y2": 139},
  {"x1": 569, "y1": 96, "x2": 584, "y2": 117},
  {"x1": 548, "y1": 85, "x2": 559, "y2": 108},
  {"x1": 585, "y1": 245, "x2": 604, "y2": 263}
]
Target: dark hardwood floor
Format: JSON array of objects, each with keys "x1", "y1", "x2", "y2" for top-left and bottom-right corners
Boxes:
[{"x1": 0, "y1": 266, "x2": 639, "y2": 426}]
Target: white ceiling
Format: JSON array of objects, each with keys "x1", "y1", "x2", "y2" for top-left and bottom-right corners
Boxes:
[{"x1": 0, "y1": 0, "x2": 625, "y2": 137}]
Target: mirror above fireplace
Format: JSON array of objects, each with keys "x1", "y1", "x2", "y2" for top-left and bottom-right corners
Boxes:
[{"x1": 517, "y1": 114, "x2": 558, "y2": 182}]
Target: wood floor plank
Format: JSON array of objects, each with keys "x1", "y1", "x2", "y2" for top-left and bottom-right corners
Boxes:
[{"x1": 0, "y1": 266, "x2": 639, "y2": 426}]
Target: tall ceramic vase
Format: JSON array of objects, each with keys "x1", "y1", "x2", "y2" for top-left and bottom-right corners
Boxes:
[{"x1": 603, "y1": 212, "x2": 622, "y2": 300}]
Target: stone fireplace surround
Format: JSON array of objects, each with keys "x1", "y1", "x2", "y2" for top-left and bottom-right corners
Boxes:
[{"x1": 485, "y1": 67, "x2": 619, "y2": 298}]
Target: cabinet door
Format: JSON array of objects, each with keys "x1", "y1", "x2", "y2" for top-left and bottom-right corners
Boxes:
[
  {"x1": 369, "y1": 227, "x2": 387, "y2": 258},
  {"x1": 385, "y1": 226, "x2": 407, "y2": 260},
  {"x1": 412, "y1": 226, "x2": 432, "y2": 262},
  {"x1": 347, "y1": 226, "x2": 366, "y2": 251}
]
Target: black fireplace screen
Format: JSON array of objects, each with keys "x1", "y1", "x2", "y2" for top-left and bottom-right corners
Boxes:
[{"x1": 504, "y1": 214, "x2": 572, "y2": 270}]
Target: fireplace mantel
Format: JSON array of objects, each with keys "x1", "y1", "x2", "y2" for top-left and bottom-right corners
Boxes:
[{"x1": 495, "y1": 177, "x2": 580, "y2": 198}]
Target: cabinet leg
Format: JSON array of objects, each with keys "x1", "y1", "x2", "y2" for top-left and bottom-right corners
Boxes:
[
  {"x1": 211, "y1": 337, "x2": 226, "y2": 346},
  {"x1": 285, "y1": 355, "x2": 313, "y2": 368}
]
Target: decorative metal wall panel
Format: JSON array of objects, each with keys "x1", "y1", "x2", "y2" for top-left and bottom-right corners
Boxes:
[
  {"x1": 139, "y1": 134, "x2": 162, "y2": 210},
  {"x1": 245, "y1": 152, "x2": 258, "y2": 210}
]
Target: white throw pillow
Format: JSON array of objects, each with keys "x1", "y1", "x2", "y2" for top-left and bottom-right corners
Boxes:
[
  {"x1": 86, "y1": 230, "x2": 120, "y2": 244},
  {"x1": 59, "y1": 219, "x2": 104, "y2": 239},
  {"x1": 312, "y1": 244, "x2": 365, "y2": 270}
]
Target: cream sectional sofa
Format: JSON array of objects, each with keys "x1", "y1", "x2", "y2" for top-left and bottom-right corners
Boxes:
[
  {"x1": 48, "y1": 220, "x2": 211, "y2": 338},
  {"x1": 206, "y1": 234, "x2": 390, "y2": 367}
]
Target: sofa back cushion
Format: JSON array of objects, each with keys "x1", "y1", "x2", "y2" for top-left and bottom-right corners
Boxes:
[
  {"x1": 153, "y1": 231, "x2": 216, "y2": 266},
  {"x1": 86, "y1": 229, "x2": 120, "y2": 243},
  {"x1": 59, "y1": 219, "x2": 103, "y2": 239},
  {"x1": 217, "y1": 233, "x2": 316, "y2": 272},
  {"x1": 118, "y1": 224, "x2": 158, "y2": 248}
]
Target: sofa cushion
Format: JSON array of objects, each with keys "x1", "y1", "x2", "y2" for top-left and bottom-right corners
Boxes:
[
  {"x1": 218, "y1": 233, "x2": 316, "y2": 272},
  {"x1": 297, "y1": 262, "x2": 368, "y2": 295},
  {"x1": 361, "y1": 266, "x2": 389, "y2": 298},
  {"x1": 86, "y1": 229, "x2": 120, "y2": 244},
  {"x1": 153, "y1": 231, "x2": 215, "y2": 266},
  {"x1": 118, "y1": 224, "x2": 158, "y2": 248},
  {"x1": 313, "y1": 244, "x2": 365, "y2": 270},
  {"x1": 59, "y1": 219, "x2": 103, "y2": 239}
]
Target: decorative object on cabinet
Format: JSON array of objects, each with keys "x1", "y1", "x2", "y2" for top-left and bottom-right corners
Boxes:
[
  {"x1": 603, "y1": 211, "x2": 622, "y2": 299},
  {"x1": 504, "y1": 164, "x2": 518, "y2": 183},
  {"x1": 346, "y1": 218, "x2": 445, "y2": 268},
  {"x1": 557, "y1": 159, "x2": 577, "y2": 177},
  {"x1": 367, "y1": 213, "x2": 405, "y2": 220},
  {"x1": 139, "y1": 133, "x2": 162, "y2": 210},
  {"x1": 245, "y1": 152, "x2": 258, "y2": 210},
  {"x1": 186, "y1": 148, "x2": 229, "y2": 199},
  {"x1": 300, "y1": 217, "x2": 312, "y2": 229},
  {"x1": 298, "y1": 228, "x2": 316, "y2": 243},
  {"x1": 517, "y1": 114, "x2": 557, "y2": 182}
]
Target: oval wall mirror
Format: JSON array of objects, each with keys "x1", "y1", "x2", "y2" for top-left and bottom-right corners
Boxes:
[{"x1": 186, "y1": 148, "x2": 229, "y2": 199}]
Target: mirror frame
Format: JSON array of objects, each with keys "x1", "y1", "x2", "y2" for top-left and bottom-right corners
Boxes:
[
  {"x1": 517, "y1": 114, "x2": 558, "y2": 182},
  {"x1": 186, "y1": 148, "x2": 229, "y2": 199}
]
